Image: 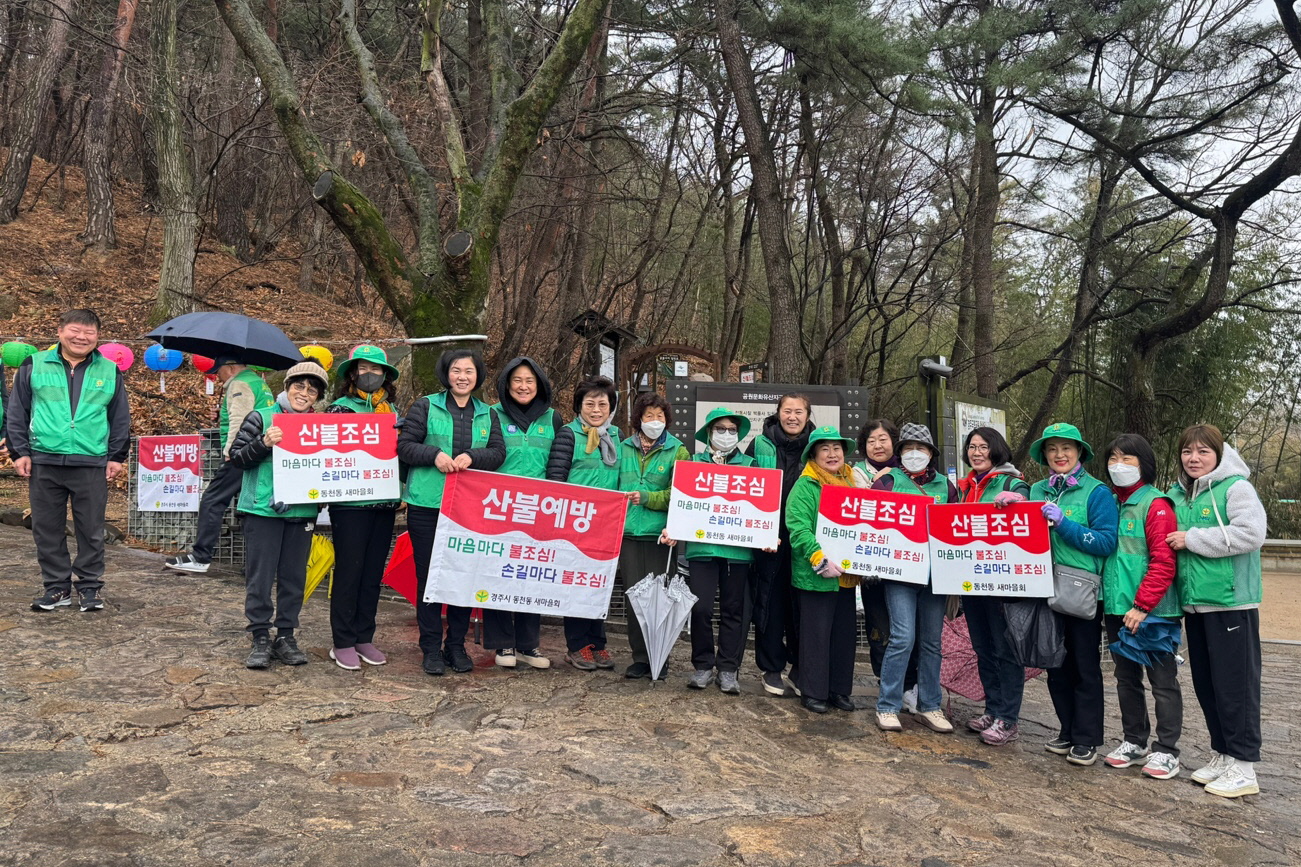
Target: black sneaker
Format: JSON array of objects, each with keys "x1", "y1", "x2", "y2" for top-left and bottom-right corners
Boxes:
[
  {"x1": 77, "y1": 588, "x2": 104, "y2": 611},
  {"x1": 422, "y1": 651, "x2": 446, "y2": 676},
  {"x1": 1045, "y1": 736, "x2": 1071, "y2": 755},
  {"x1": 1067, "y1": 745, "x2": 1098, "y2": 766},
  {"x1": 761, "y1": 671, "x2": 788, "y2": 696},
  {"x1": 624, "y1": 662, "x2": 652, "y2": 679},
  {"x1": 246, "y1": 634, "x2": 273, "y2": 669},
  {"x1": 444, "y1": 645, "x2": 473, "y2": 673},
  {"x1": 271, "y1": 635, "x2": 308, "y2": 665},
  {"x1": 164, "y1": 553, "x2": 210, "y2": 574},
  {"x1": 31, "y1": 588, "x2": 72, "y2": 611}
]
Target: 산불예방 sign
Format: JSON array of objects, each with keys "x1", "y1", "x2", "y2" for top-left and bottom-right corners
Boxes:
[{"x1": 136, "y1": 435, "x2": 203, "y2": 511}]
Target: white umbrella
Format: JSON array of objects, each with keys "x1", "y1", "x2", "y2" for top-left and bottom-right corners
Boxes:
[{"x1": 625, "y1": 552, "x2": 697, "y2": 682}]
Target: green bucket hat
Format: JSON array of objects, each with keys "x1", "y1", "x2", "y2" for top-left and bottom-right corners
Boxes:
[
  {"x1": 695, "y1": 407, "x2": 751, "y2": 443},
  {"x1": 336, "y1": 344, "x2": 399, "y2": 383},
  {"x1": 800, "y1": 425, "x2": 857, "y2": 464},
  {"x1": 1028, "y1": 421, "x2": 1093, "y2": 465}
]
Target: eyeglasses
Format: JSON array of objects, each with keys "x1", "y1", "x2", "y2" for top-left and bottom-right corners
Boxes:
[
  {"x1": 968, "y1": 444, "x2": 990, "y2": 453},
  {"x1": 713, "y1": 426, "x2": 739, "y2": 433}
]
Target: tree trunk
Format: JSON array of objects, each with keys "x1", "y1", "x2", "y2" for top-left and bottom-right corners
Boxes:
[
  {"x1": 0, "y1": 0, "x2": 74, "y2": 224},
  {"x1": 81, "y1": 0, "x2": 139, "y2": 250},
  {"x1": 799, "y1": 80, "x2": 848, "y2": 383},
  {"x1": 715, "y1": 0, "x2": 803, "y2": 382},
  {"x1": 969, "y1": 74, "x2": 1000, "y2": 399},
  {"x1": 150, "y1": 0, "x2": 196, "y2": 320}
]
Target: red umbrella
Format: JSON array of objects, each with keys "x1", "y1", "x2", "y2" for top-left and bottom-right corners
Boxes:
[
  {"x1": 382, "y1": 532, "x2": 417, "y2": 604},
  {"x1": 941, "y1": 615, "x2": 1043, "y2": 702}
]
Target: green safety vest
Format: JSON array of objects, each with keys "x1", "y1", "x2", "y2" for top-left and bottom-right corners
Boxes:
[
  {"x1": 752, "y1": 434, "x2": 777, "y2": 469},
  {"x1": 1030, "y1": 472, "x2": 1109, "y2": 574},
  {"x1": 403, "y1": 393, "x2": 492, "y2": 509},
  {"x1": 564, "y1": 419, "x2": 620, "y2": 490},
  {"x1": 1102, "y1": 485, "x2": 1181, "y2": 617},
  {"x1": 684, "y1": 451, "x2": 757, "y2": 563},
  {"x1": 881, "y1": 468, "x2": 951, "y2": 504},
  {"x1": 1169, "y1": 475, "x2": 1263, "y2": 609},
  {"x1": 219, "y1": 369, "x2": 275, "y2": 450},
  {"x1": 327, "y1": 394, "x2": 399, "y2": 507},
  {"x1": 28, "y1": 348, "x2": 118, "y2": 457},
  {"x1": 619, "y1": 434, "x2": 685, "y2": 538},
  {"x1": 237, "y1": 407, "x2": 318, "y2": 519},
  {"x1": 492, "y1": 405, "x2": 557, "y2": 479}
]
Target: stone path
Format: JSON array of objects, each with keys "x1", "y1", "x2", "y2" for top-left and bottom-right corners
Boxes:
[{"x1": 0, "y1": 523, "x2": 1296, "y2": 866}]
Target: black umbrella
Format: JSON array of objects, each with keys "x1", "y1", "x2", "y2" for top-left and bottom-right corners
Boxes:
[{"x1": 145, "y1": 312, "x2": 303, "y2": 371}]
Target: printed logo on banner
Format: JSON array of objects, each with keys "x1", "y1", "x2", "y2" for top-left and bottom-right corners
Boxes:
[
  {"x1": 271, "y1": 412, "x2": 400, "y2": 504},
  {"x1": 814, "y1": 487, "x2": 931, "y2": 584},
  {"x1": 136, "y1": 435, "x2": 203, "y2": 512},
  {"x1": 664, "y1": 463, "x2": 783, "y2": 549},
  {"x1": 928, "y1": 501, "x2": 1054, "y2": 597}
]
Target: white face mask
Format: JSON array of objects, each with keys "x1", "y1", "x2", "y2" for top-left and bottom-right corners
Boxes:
[
  {"x1": 641, "y1": 420, "x2": 666, "y2": 439},
  {"x1": 901, "y1": 448, "x2": 931, "y2": 473},
  {"x1": 711, "y1": 430, "x2": 739, "y2": 452},
  {"x1": 1108, "y1": 463, "x2": 1142, "y2": 487}
]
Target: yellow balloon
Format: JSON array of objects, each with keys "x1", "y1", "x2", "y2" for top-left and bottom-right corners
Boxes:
[{"x1": 300, "y1": 344, "x2": 334, "y2": 370}]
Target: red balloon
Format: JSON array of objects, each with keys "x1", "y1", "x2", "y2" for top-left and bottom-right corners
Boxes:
[{"x1": 192, "y1": 354, "x2": 215, "y2": 373}]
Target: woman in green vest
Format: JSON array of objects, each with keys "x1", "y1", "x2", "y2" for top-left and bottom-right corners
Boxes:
[
  {"x1": 546, "y1": 375, "x2": 622, "y2": 672},
  {"x1": 1027, "y1": 422, "x2": 1118, "y2": 767},
  {"x1": 871, "y1": 423, "x2": 960, "y2": 734},
  {"x1": 683, "y1": 408, "x2": 760, "y2": 695},
  {"x1": 483, "y1": 357, "x2": 557, "y2": 671},
  {"x1": 785, "y1": 426, "x2": 861, "y2": 714},
  {"x1": 399, "y1": 349, "x2": 506, "y2": 677},
  {"x1": 958, "y1": 426, "x2": 1031, "y2": 747},
  {"x1": 229, "y1": 360, "x2": 329, "y2": 669},
  {"x1": 1098, "y1": 433, "x2": 1182, "y2": 780},
  {"x1": 1165, "y1": 424, "x2": 1266, "y2": 798},
  {"x1": 618, "y1": 391, "x2": 690, "y2": 679},
  {"x1": 322, "y1": 345, "x2": 402, "y2": 671}
]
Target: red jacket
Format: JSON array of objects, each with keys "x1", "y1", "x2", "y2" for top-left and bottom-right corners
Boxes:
[{"x1": 1116, "y1": 483, "x2": 1178, "y2": 612}]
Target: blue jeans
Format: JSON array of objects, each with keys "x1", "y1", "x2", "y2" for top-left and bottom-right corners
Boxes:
[
  {"x1": 877, "y1": 581, "x2": 945, "y2": 713},
  {"x1": 963, "y1": 595, "x2": 1025, "y2": 724}
]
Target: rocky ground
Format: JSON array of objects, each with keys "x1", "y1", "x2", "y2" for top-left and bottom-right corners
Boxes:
[{"x1": 0, "y1": 522, "x2": 1297, "y2": 867}]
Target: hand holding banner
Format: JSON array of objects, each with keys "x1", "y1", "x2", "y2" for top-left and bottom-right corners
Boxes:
[
  {"x1": 928, "y1": 501, "x2": 1053, "y2": 596},
  {"x1": 815, "y1": 486, "x2": 931, "y2": 584},
  {"x1": 665, "y1": 462, "x2": 782, "y2": 549},
  {"x1": 270, "y1": 412, "x2": 399, "y2": 504}
]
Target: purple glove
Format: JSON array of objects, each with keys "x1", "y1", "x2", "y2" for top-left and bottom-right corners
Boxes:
[
  {"x1": 993, "y1": 491, "x2": 1026, "y2": 508},
  {"x1": 1041, "y1": 502, "x2": 1064, "y2": 524}
]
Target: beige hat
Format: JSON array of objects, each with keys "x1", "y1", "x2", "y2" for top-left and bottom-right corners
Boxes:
[{"x1": 283, "y1": 360, "x2": 328, "y2": 396}]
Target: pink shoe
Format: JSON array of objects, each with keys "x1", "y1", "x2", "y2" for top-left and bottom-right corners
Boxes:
[
  {"x1": 967, "y1": 713, "x2": 995, "y2": 733},
  {"x1": 330, "y1": 647, "x2": 361, "y2": 670},
  {"x1": 355, "y1": 643, "x2": 387, "y2": 665},
  {"x1": 980, "y1": 719, "x2": 1020, "y2": 746}
]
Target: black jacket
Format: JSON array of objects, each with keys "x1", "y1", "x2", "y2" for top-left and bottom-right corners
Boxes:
[
  {"x1": 398, "y1": 395, "x2": 506, "y2": 471},
  {"x1": 228, "y1": 408, "x2": 273, "y2": 471}
]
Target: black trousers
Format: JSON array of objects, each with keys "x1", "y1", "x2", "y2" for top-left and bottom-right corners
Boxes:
[
  {"x1": 751, "y1": 546, "x2": 799, "y2": 674},
  {"x1": 1185, "y1": 608, "x2": 1262, "y2": 763},
  {"x1": 482, "y1": 609, "x2": 541, "y2": 652},
  {"x1": 564, "y1": 616, "x2": 606, "y2": 652},
  {"x1": 1046, "y1": 601, "x2": 1105, "y2": 747},
  {"x1": 241, "y1": 514, "x2": 313, "y2": 635},
  {"x1": 329, "y1": 506, "x2": 396, "y2": 649},
  {"x1": 620, "y1": 536, "x2": 676, "y2": 665},
  {"x1": 1104, "y1": 614, "x2": 1182, "y2": 756},
  {"x1": 407, "y1": 505, "x2": 472, "y2": 654},
  {"x1": 29, "y1": 463, "x2": 108, "y2": 591},
  {"x1": 795, "y1": 586, "x2": 857, "y2": 702},
  {"x1": 687, "y1": 558, "x2": 749, "y2": 672},
  {"x1": 192, "y1": 459, "x2": 242, "y2": 563}
]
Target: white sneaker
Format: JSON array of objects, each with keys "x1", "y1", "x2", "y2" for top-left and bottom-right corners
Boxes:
[
  {"x1": 901, "y1": 686, "x2": 919, "y2": 714},
  {"x1": 1103, "y1": 740, "x2": 1150, "y2": 769},
  {"x1": 1141, "y1": 752, "x2": 1180, "y2": 780},
  {"x1": 1204, "y1": 761, "x2": 1259, "y2": 798},
  {"x1": 876, "y1": 712, "x2": 903, "y2": 732},
  {"x1": 495, "y1": 649, "x2": 517, "y2": 668},
  {"x1": 1191, "y1": 752, "x2": 1234, "y2": 785},
  {"x1": 915, "y1": 709, "x2": 954, "y2": 733},
  {"x1": 164, "y1": 553, "x2": 210, "y2": 573}
]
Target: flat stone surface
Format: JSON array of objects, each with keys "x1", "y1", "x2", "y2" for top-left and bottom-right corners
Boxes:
[{"x1": 0, "y1": 523, "x2": 1297, "y2": 866}]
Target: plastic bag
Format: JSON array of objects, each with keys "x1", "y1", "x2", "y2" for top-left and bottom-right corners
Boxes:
[{"x1": 1002, "y1": 598, "x2": 1066, "y2": 669}]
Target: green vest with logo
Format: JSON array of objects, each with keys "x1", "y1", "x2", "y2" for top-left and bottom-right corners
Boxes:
[
  {"x1": 1103, "y1": 485, "x2": 1181, "y2": 617},
  {"x1": 1169, "y1": 476, "x2": 1263, "y2": 609},
  {"x1": 327, "y1": 394, "x2": 399, "y2": 507},
  {"x1": 752, "y1": 434, "x2": 777, "y2": 470},
  {"x1": 881, "y1": 468, "x2": 951, "y2": 504},
  {"x1": 564, "y1": 419, "x2": 620, "y2": 490},
  {"x1": 403, "y1": 393, "x2": 492, "y2": 509},
  {"x1": 237, "y1": 407, "x2": 318, "y2": 519},
  {"x1": 28, "y1": 348, "x2": 118, "y2": 456},
  {"x1": 1030, "y1": 473, "x2": 1108, "y2": 573},
  {"x1": 619, "y1": 434, "x2": 685, "y2": 538},
  {"x1": 219, "y1": 369, "x2": 275, "y2": 450},
  {"x1": 492, "y1": 405, "x2": 557, "y2": 479},
  {"x1": 684, "y1": 451, "x2": 756, "y2": 563}
]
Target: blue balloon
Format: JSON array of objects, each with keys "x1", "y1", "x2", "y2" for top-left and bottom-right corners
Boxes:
[{"x1": 144, "y1": 344, "x2": 183, "y2": 371}]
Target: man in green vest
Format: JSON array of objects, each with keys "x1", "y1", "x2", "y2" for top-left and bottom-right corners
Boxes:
[
  {"x1": 7, "y1": 309, "x2": 130, "y2": 612},
  {"x1": 166, "y1": 354, "x2": 275, "y2": 573}
]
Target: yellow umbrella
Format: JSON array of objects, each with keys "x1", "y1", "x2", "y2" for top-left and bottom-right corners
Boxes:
[{"x1": 304, "y1": 534, "x2": 335, "y2": 600}]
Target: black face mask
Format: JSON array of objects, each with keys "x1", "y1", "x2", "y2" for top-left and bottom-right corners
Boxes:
[{"x1": 356, "y1": 372, "x2": 385, "y2": 393}]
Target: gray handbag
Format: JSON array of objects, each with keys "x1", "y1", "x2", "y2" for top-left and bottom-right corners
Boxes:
[{"x1": 1047, "y1": 564, "x2": 1101, "y2": 619}]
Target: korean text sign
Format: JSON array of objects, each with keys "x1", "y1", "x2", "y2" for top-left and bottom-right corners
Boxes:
[
  {"x1": 664, "y1": 463, "x2": 782, "y2": 549},
  {"x1": 270, "y1": 412, "x2": 399, "y2": 504},
  {"x1": 424, "y1": 469, "x2": 628, "y2": 618},
  {"x1": 815, "y1": 487, "x2": 931, "y2": 584},
  {"x1": 928, "y1": 501, "x2": 1053, "y2": 596},
  {"x1": 136, "y1": 435, "x2": 202, "y2": 512}
]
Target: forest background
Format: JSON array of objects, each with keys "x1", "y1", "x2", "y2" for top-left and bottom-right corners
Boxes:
[{"x1": 2, "y1": 0, "x2": 1301, "y2": 532}]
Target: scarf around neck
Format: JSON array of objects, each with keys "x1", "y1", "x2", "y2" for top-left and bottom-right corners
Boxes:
[
  {"x1": 581, "y1": 420, "x2": 618, "y2": 466},
  {"x1": 801, "y1": 460, "x2": 856, "y2": 488},
  {"x1": 350, "y1": 386, "x2": 394, "y2": 416}
]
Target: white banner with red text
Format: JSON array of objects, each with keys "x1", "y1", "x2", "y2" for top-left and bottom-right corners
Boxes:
[
  {"x1": 664, "y1": 462, "x2": 783, "y2": 549},
  {"x1": 815, "y1": 486, "x2": 932, "y2": 584},
  {"x1": 927, "y1": 501, "x2": 1054, "y2": 597},
  {"x1": 136, "y1": 435, "x2": 203, "y2": 512},
  {"x1": 270, "y1": 412, "x2": 399, "y2": 504}
]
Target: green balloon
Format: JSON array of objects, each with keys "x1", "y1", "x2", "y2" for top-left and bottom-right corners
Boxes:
[{"x1": 1, "y1": 341, "x2": 37, "y2": 368}]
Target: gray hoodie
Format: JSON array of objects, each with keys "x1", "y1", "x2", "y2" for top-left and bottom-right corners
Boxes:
[{"x1": 1173, "y1": 444, "x2": 1267, "y2": 612}]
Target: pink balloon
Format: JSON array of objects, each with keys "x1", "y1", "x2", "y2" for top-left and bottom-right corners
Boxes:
[{"x1": 99, "y1": 342, "x2": 134, "y2": 372}]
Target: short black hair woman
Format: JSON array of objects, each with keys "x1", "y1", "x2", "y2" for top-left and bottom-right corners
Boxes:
[
  {"x1": 399, "y1": 348, "x2": 506, "y2": 676},
  {"x1": 1165, "y1": 424, "x2": 1266, "y2": 798},
  {"x1": 229, "y1": 360, "x2": 330, "y2": 669}
]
